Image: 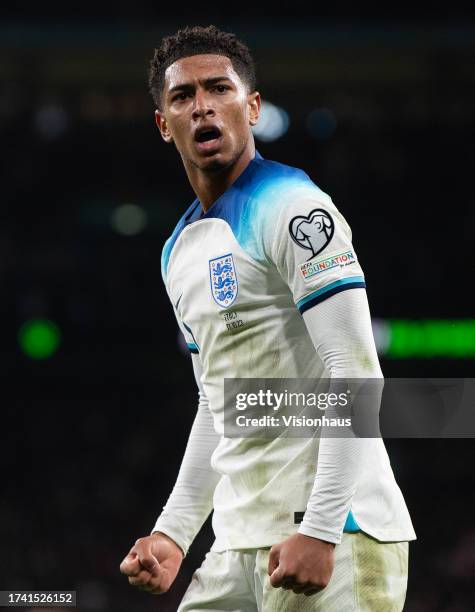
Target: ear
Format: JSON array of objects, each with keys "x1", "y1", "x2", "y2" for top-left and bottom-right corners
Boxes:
[
  {"x1": 155, "y1": 109, "x2": 174, "y2": 143},
  {"x1": 248, "y1": 91, "x2": 261, "y2": 127}
]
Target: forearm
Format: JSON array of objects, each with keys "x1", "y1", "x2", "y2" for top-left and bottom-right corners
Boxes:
[
  {"x1": 152, "y1": 357, "x2": 220, "y2": 555},
  {"x1": 299, "y1": 288, "x2": 382, "y2": 543}
]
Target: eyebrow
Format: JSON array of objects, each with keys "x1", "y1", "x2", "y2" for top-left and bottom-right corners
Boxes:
[{"x1": 167, "y1": 76, "x2": 232, "y2": 96}]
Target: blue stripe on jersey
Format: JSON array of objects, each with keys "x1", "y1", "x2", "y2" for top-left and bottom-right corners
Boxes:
[
  {"x1": 343, "y1": 509, "x2": 361, "y2": 533},
  {"x1": 296, "y1": 277, "x2": 366, "y2": 314},
  {"x1": 183, "y1": 320, "x2": 200, "y2": 352}
]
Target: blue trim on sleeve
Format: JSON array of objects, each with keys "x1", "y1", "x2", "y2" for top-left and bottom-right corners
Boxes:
[
  {"x1": 343, "y1": 509, "x2": 361, "y2": 533},
  {"x1": 183, "y1": 321, "x2": 200, "y2": 352},
  {"x1": 187, "y1": 343, "x2": 199, "y2": 354},
  {"x1": 297, "y1": 276, "x2": 366, "y2": 314}
]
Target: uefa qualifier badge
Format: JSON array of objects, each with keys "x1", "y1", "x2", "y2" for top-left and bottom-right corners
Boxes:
[{"x1": 289, "y1": 208, "x2": 335, "y2": 259}]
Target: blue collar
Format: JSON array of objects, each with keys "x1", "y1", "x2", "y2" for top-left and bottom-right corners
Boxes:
[{"x1": 185, "y1": 150, "x2": 263, "y2": 224}]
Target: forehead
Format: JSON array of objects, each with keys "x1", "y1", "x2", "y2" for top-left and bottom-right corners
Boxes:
[{"x1": 164, "y1": 54, "x2": 241, "y2": 90}]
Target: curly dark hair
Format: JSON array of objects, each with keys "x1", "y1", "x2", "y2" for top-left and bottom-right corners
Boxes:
[{"x1": 148, "y1": 25, "x2": 256, "y2": 110}]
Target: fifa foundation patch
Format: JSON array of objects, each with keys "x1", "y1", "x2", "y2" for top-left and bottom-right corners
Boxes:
[{"x1": 299, "y1": 249, "x2": 357, "y2": 282}]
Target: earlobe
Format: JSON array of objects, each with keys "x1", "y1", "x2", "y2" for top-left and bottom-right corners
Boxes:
[
  {"x1": 154, "y1": 109, "x2": 161, "y2": 130},
  {"x1": 155, "y1": 109, "x2": 173, "y2": 143},
  {"x1": 248, "y1": 92, "x2": 261, "y2": 127}
]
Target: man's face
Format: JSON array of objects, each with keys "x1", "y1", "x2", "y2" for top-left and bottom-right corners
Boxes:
[{"x1": 156, "y1": 54, "x2": 260, "y2": 172}]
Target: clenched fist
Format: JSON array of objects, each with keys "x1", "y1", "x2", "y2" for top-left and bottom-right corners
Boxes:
[
  {"x1": 120, "y1": 532, "x2": 184, "y2": 595},
  {"x1": 268, "y1": 533, "x2": 335, "y2": 596}
]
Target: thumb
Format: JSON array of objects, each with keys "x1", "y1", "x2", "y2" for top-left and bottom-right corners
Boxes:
[
  {"x1": 269, "y1": 563, "x2": 285, "y2": 588},
  {"x1": 120, "y1": 552, "x2": 141, "y2": 576},
  {"x1": 267, "y1": 546, "x2": 280, "y2": 576}
]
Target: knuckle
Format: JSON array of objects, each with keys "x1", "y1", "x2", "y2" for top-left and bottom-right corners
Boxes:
[
  {"x1": 151, "y1": 576, "x2": 168, "y2": 594},
  {"x1": 129, "y1": 570, "x2": 151, "y2": 587}
]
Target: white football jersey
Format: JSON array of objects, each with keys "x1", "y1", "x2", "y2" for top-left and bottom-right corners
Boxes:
[{"x1": 161, "y1": 152, "x2": 416, "y2": 550}]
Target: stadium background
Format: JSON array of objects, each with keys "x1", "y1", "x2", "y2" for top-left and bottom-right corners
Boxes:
[{"x1": 1, "y1": 3, "x2": 474, "y2": 611}]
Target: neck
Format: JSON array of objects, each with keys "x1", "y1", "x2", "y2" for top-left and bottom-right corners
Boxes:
[{"x1": 183, "y1": 138, "x2": 256, "y2": 212}]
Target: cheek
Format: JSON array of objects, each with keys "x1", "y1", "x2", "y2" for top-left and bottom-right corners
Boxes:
[
  {"x1": 169, "y1": 116, "x2": 190, "y2": 146},
  {"x1": 228, "y1": 104, "x2": 250, "y2": 139}
]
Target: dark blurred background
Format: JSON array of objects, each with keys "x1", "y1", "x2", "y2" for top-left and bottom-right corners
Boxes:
[{"x1": 1, "y1": 3, "x2": 475, "y2": 611}]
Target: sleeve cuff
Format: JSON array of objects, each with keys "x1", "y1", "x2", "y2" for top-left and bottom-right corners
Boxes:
[
  {"x1": 297, "y1": 522, "x2": 343, "y2": 545},
  {"x1": 151, "y1": 518, "x2": 190, "y2": 557}
]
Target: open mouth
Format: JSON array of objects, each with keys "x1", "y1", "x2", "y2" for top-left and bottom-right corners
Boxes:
[{"x1": 195, "y1": 126, "x2": 222, "y2": 143}]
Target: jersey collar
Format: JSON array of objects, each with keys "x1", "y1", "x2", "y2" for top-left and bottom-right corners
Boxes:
[{"x1": 185, "y1": 150, "x2": 263, "y2": 224}]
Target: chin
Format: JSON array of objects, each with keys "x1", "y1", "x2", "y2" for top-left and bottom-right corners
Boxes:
[
  {"x1": 196, "y1": 152, "x2": 231, "y2": 173},
  {"x1": 200, "y1": 158, "x2": 228, "y2": 172}
]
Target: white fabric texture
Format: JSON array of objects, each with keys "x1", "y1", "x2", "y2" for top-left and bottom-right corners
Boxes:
[
  {"x1": 153, "y1": 289, "x2": 415, "y2": 552},
  {"x1": 177, "y1": 533, "x2": 409, "y2": 611}
]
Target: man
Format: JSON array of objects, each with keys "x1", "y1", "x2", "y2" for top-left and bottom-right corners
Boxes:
[{"x1": 120, "y1": 25, "x2": 416, "y2": 610}]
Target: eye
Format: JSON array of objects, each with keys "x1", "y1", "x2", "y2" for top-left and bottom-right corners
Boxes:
[
  {"x1": 173, "y1": 92, "x2": 190, "y2": 102},
  {"x1": 213, "y1": 84, "x2": 228, "y2": 93}
]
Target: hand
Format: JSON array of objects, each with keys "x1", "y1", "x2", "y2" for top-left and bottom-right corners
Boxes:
[
  {"x1": 268, "y1": 533, "x2": 335, "y2": 596},
  {"x1": 119, "y1": 532, "x2": 184, "y2": 594}
]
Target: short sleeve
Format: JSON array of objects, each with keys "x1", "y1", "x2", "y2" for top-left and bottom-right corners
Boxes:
[{"x1": 267, "y1": 187, "x2": 366, "y2": 314}]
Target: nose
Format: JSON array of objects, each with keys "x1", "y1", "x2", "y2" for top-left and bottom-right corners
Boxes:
[{"x1": 192, "y1": 90, "x2": 215, "y2": 121}]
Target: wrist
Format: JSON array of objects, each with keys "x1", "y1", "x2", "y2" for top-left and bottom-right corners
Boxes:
[
  {"x1": 152, "y1": 531, "x2": 185, "y2": 558},
  {"x1": 297, "y1": 532, "x2": 336, "y2": 548}
]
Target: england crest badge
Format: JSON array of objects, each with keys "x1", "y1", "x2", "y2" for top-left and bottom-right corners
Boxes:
[{"x1": 209, "y1": 253, "x2": 238, "y2": 308}]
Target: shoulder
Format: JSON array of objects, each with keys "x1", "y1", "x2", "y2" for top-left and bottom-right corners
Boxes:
[
  {"x1": 248, "y1": 157, "x2": 333, "y2": 218},
  {"x1": 250, "y1": 157, "x2": 314, "y2": 196},
  {"x1": 226, "y1": 156, "x2": 341, "y2": 263},
  {"x1": 247, "y1": 158, "x2": 342, "y2": 243},
  {"x1": 249, "y1": 159, "x2": 355, "y2": 269}
]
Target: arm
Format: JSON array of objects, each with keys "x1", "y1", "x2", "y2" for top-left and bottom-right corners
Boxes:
[
  {"x1": 152, "y1": 353, "x2": 221, "y2": 555},
  {"x1": 120, "y1": 353, "x2": 220, "y2": 594},
  {"x1": 257, "y1": 184, "x2": 382, "y2": 593},
  {"x1": 269, "y1": 288, "x2": 382, "y2": 594},
  {"x1": 299, "y1": 287, "x2": 382, "y2": 542}
]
